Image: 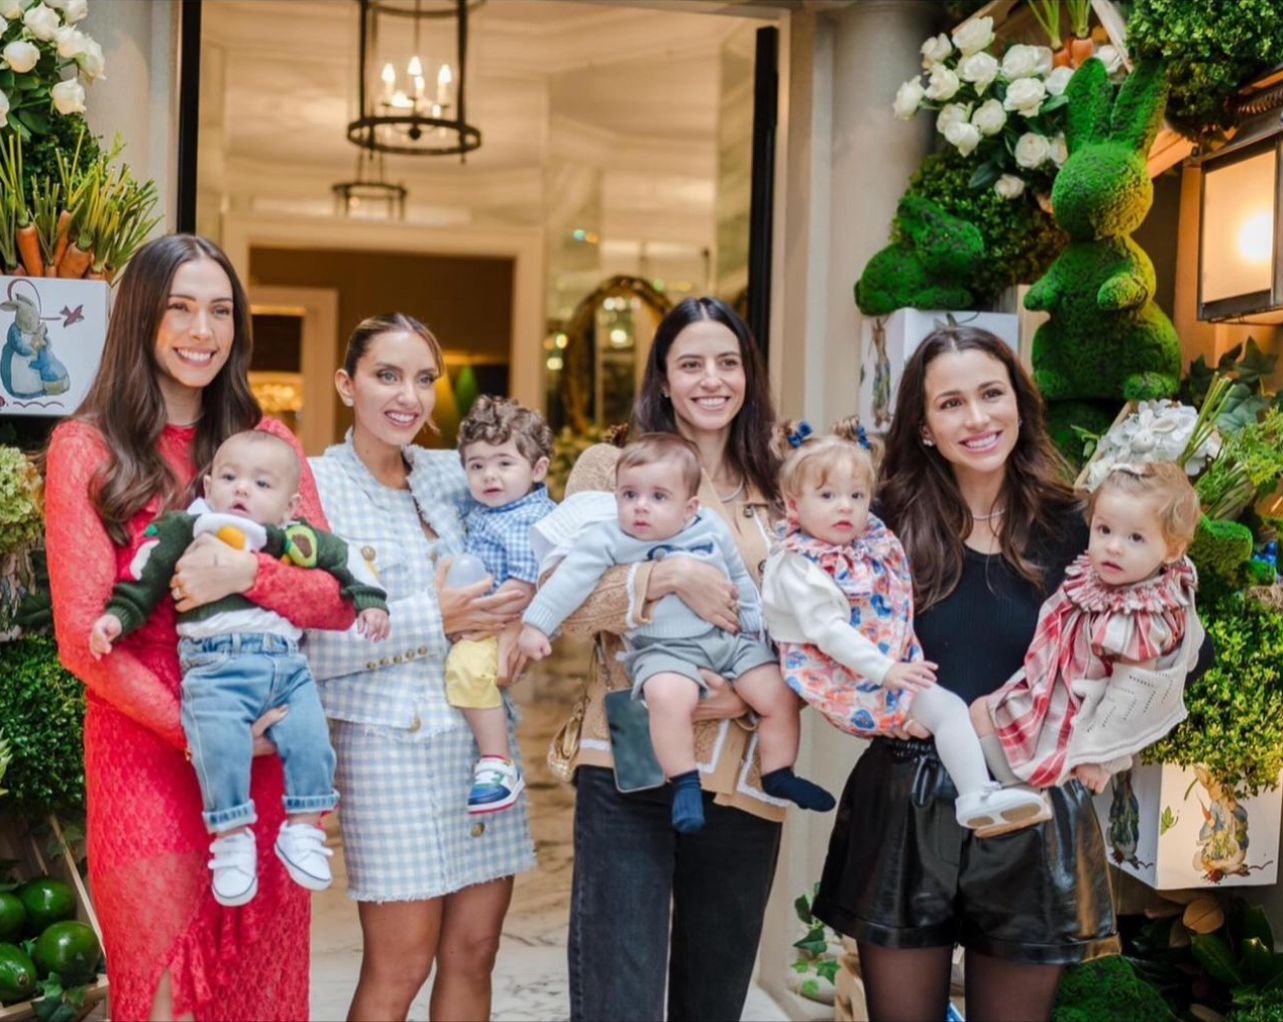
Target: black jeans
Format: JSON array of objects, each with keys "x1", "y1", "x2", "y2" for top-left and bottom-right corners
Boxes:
[{"x1": 568, "y1": 766, "x2": 782, "y2": 1022}]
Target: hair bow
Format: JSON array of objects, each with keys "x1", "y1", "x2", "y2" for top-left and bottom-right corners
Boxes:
[
  {"x1": 855, "y1": 424, "x2": 872, "y2": 452},
  {"x1": 787, "y1": 421, "x2": 814, "y2": 448}
]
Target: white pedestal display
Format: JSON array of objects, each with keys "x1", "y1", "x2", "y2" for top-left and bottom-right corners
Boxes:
[
  {"x1": 858, "y1": 309, "x2": 1020, "y2": 430},
  {"x1": 0, "y1": 276, "x2": 109, "y2": 417},
  {"x1": 1093, "y1": 763, "x2": 1282, "y2": 890}
]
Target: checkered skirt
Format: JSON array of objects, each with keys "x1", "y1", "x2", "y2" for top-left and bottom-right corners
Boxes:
[{"x1": 333, "y1": 718, "x2": 535, "y2": 902}]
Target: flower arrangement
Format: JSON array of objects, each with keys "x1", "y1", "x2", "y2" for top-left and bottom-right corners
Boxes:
[
  {"x1": 1080, "y1": 399, "x2": 1220, "y2": 492},
  {"x1": 894, "y1": 11, "x2": 1125, "y2": 203},
  {"x1": 0, "y1": 0, "x2": 103, "y2": 142}
]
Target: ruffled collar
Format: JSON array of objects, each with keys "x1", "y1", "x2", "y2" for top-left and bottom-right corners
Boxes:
[
  {"x1": 1061, "y1": 552, "x2": 1198, "y2": 615},
  {"x1": 779, "y1": 513, "x2": 901, "y2": 561}
]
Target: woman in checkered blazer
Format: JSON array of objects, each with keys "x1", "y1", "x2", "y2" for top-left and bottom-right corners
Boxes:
[{"x1": 308, "y1": 313, "x2": 535, "y2": 1021}]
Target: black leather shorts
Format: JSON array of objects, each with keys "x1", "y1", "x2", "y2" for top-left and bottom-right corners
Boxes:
[{"x1": 812, "y1": 738, "x2": 1121, "y2": 965}]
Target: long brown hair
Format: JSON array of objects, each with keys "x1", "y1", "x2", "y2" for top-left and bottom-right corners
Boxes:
[
  {"x1": 632, "y1": 297, "x2": 779, "y2": 505},
  {"x1": 879, "y1": 325, "x2": 1078, "y2": 610},
  {"x1": 73, "y1": 234, "x2": 260, "y2": 545}
]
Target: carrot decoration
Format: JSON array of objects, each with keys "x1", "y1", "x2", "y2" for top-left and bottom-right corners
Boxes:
[
  {"x1": 51, "y1": 209, "x2": 75, "y2": 274},
  {"x1": 16, "y1": 225, "x2": 43, "y2": 278},
  {"x1": 1069, "y1": 36, "x2": 1096, "y2": 68},
  {"x1": 59, "y1": 238, "x2": 94, "y2": 280}
]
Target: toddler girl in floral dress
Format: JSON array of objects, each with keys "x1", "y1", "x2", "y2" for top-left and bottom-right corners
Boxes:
[
  {"x1": 973, "y1": 461, "x2": 1204, "y2": 792},
  {"x1": 762, "y1": 421, "x2": 1048, "y2": 833}
]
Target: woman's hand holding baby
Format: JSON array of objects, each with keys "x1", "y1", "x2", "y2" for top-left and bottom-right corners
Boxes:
[
  {"x1": 883, "y1": 660, "x2": 938, "y2": 692},
  {"x1": 436, "y1": 557, "x2": 526, "y2": 638},
  {"x1": 650, "y1": 558, "x2": 740, "y2": 633}
]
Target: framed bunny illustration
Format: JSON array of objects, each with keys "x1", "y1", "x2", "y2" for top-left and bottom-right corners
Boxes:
[{"x1": 0, "y1": 276, "x2": 108, "y2": 417}]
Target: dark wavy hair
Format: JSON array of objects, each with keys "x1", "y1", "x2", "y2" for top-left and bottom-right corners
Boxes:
[
  {"x1": 631, "y1": 297, "x2": 779, "y2": 505},
  {"x1": 72, "y1": 234, "x2": 261, "y2": 546},
  {"x1": 879, "y1": 325, "x2": 1078, "y2": 610}
]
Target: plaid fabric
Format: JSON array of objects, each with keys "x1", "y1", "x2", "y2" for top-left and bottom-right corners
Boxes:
[
  {"x1": 306, "y1": 438, "x2": 471, "y2": 735},
  {"x1": 462, "y1": 485, "x2": 557, "y2": 586},
  {"x1": 333, "y1": 716, "x2": 535, "y2": 901}
]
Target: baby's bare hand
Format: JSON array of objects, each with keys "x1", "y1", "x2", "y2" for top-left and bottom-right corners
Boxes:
[
  {"x1": 883, "y1": 661, "x2": 938, "y2": 692},
  {"x1": 88, "y1": 614, "x2": 122, "y2": 659},
  {"x1": 517, "y1": 624, "x2": 551, "y2": 661},
  {"x1": 358, "y1": 607, "x2": 390, "y2": 642}
]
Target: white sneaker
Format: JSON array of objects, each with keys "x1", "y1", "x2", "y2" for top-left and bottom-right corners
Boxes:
[
  {"x1": 274, "y1": 822, "x2": 334, "y2": 891},
  {"x1": 956, "y1": 782, "x2": 1051, "y2": 837},
  {"x1": 209, "y1": 830, "x2": 258, "y2": 907},
  {"x1": 467, "y1": 756, "x2": 525, "y2": 815}
]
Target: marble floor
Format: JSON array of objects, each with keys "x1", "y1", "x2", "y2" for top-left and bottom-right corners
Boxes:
[{"x1": 309, "y1": 642, "x2": 791, "y2": 1021}]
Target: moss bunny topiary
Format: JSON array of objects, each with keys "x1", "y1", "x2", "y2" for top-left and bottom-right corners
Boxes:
[
  {"x1": 1025, "y1": 59, "x2": 1181, "y2": 417},
  {"x1": 855, "y1": 196, "x2": 984, "y2": 316}
]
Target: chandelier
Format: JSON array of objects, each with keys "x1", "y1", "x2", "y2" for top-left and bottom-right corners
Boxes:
[
  {"x1": 346, "y1": 0, "x2": 483, "y2": 160},
  {"x1": 332, "y1": 150, "x2": 408, "y2": 220}
]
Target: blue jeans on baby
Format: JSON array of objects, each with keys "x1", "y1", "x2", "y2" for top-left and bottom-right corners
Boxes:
[{"x1": 179, "y1": 633, "x2": 338, "y2": 833}]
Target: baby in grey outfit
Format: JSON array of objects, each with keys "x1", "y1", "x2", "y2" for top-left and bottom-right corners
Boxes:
[{"x1": 518, "y1": 433, "x2": 832, "y2": 832}]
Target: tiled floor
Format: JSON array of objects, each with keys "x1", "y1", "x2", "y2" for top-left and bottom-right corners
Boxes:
[{"x1": 309, "y1": 642, "x2": 790, "y2": 1021}]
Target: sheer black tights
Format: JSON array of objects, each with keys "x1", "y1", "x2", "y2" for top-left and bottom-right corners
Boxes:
[{"x1": 856, "y1": 942, "x2": 1064, "y2": 1022}]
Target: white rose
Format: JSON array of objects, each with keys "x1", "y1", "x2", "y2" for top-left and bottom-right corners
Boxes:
[
  {"x1": 60, "y1": 0, "x2": 85, "y2": 20},
  {"x1": 54, "y1": 25, "x2": 85, "y2": 58},
  {"x1": 50, "y1": 77, "x2": 85, "y2": 114},
  {"x1": 75, "y1": 34, "x2": 102, "y2": 80},
  {"x1": 951, "y1": 15, "x2": 994, "y2": 57},
  {"x1": 1050, "y1": 132, "x2": 1069, "y2": 166},
  {"x1": 958, "y1": 51, "x2": 999, "y2": 94},
  {"x1": 1033, "y1": 46, "x2": 1054, "y2": 76},
  {"x1": 1, "y1": 39, "x2": 39, "y2": 73},
  {"x1": 971, "y1": 97, "x2": 1007, "y2": 136},
  {"x1": 1095, "y1": 45, "x2": 1124, "y2": 76},
  {"x1": 43, "y1": 0, "x2": 65, "y2": 7},
  {"x1": 920, "y1": 33, "x2": 952, "y2": 67},
  {"x1": 925, "y1": 64, "x2": 960, "y2": 101},
  {"x1": 0, "y1": 88, "x2": 9, "y2": 122},
  {"x1": 936, "y1": 102, "x2": 971, "y2": 135},
  {"x1": 995, "y1": 174, "x2": 1027, "y2": 199},
  {"x1": 1000, "y1": 43, "x2": 1040, "y2": 79},
  {"x1": 21, "y1": 3, "x2": 58, "y2": 41},
  {"x1": 1045, "y1": 66, "x2": 1074, "y2": 96},
  {"x1": 893, "y1": 78, "x2": 925, "y2": 120},
  {"x1": 1014, "y1": 131, "x2": 1052, "y2": 169},
  {"x1": 944, "y1": 120, "x2": 982, "y2": 157},
  {"x1": 1003, "y1": 76, "x2": 1046, "y2": 116},
  {"x1": 0, "y1": 0, "x2": 31, "y2": 19}
]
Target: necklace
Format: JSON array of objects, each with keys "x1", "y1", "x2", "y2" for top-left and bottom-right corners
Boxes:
[
  {"x1": 716, "y1": 477, "x2": 745, "y2": 503},
  {"x1": 973, "y1": 507, "x2": 1006, "y2": 522}
]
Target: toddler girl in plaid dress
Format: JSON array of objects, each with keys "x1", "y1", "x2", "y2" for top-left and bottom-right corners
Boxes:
[
  {"x1": 762, "y1": 421, "x2": 1049, "y2": 834},
  {"x1": 446, "y1": 396, "x2": 556, "y2": 814}
]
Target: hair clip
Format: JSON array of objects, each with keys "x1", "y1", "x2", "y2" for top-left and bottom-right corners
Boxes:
[
  {"x1": 787, "y1": 421, "x2": 813, "y2": 448},
  {"x1": 855, "y1": 424, "x2": 872, "y2": 452}
]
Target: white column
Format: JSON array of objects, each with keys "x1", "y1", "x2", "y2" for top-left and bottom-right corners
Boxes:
[
  {"x1": 83, "y1": 0, "x2": 180, "y2": 231},
  {"x1": 761, "y1": 2, "x2": 936, "y2": 1013}
]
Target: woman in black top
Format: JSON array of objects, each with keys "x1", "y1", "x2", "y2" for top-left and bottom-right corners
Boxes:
[{"x1": 813, "y1": 326, "x2": 1120, "y2": 1021}]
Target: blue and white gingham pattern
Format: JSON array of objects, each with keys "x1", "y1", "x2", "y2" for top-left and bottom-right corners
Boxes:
[
  {"x1": 462, "y1": 486, "x2": 558, "y2": 586},
  {"x1": 333, "y1": 715, "x2": 536, "y2": 901},
  {"x1": 306, "y1": 438, "x2": 472, "y2": 735}
]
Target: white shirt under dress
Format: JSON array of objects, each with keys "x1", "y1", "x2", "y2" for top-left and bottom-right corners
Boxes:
[{"x1": 307, "y1": 437, "x2": 535, "y2": 902}]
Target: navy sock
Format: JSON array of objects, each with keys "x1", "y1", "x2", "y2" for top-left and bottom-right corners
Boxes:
[
  {"x1": 669, "y1": 770, "x2": 705, "y2": 833},
  {"x1": 761, "y1": 768, "x2": 836, "y2": 812}
]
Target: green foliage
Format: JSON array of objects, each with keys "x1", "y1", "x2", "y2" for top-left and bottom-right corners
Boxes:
[
  {"x1": 1197, "y1": 409, "x2": 1283, "y2": 521},
  {"x1": 0, "y1": 448, "x2": 42, "y2": 558},
  {"x1": 0, "y1": 636, "x2": 85, "y2": 813},
  {"x1": 1052, "y1": 956, "x2": 1176, "y2": 1022},
  {"x1": 1142, "y1": 595, "x2": 1283, "y2": 797},
  {"x1": 18, "y1": 116, "x2": 100, "y2": 201},
  {"x1": 1127, "y1": 0, "x2": 1283, "y2": 137},
  {"x1": 855, "y1": 195, "x2": 983, "y2": 316},
  {"x1": 903, "y1": 150, "x2": 1066, "y2": 306},
  {"x1": 1189, "y1": 516, "x2": 1255, "y2": 604},
  {"x1": 1229, "y1": 989, "x2": 1283, "y2": 1022}
]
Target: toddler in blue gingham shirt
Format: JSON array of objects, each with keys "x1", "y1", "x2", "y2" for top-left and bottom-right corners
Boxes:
[{"x1": 447, "y1": 396, "x2": 556, "y2": 814}]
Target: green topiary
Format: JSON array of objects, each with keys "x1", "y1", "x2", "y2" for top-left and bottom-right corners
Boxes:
[
  {"x1": 1229, "y1": 989, "x2": 1283, "y2": 1022},
  {"x1": 1127, "y1": 0, "x2": 1283, "y2": 138},
  {"x1": 1026, "y1": 59, "x2": 1182, "y2": 411},
  {"x1": 1053, "y1": 956, "x2": 1176, "y2": 1022},
  {"x1": 17, "y1": 114, "x2": 100, "y2": 199},
  {"x1": 903, "y1": 150, "x2": 1066, "y2": 307},
  {"x1": 0, "y1": 635, "x2": 85, "y2": 813},
  {"x1": 855, "y1": 196, "x2": 984, "y2": 316},
  {"x1": 1188, "y1": 516, "x2": 1255, "y2": 604}
]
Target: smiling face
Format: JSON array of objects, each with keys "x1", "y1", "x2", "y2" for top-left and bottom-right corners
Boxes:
[
  {"x1": 463, "y1": 438, "x2": 548, "y2": 508},
  {"x1": 202, "y1": 433, "x2": 301, "y2": 526},
  {"x1": 336, "y1": 328, "x2": 440, "y2": 452},
  {"x1": 789, "y1": 461, "x2": 873, "y2": 546},
  {"x1": 921, "y1": 348, "x2": 1021, "y2": 484},
  {"x1": 615, "y1": 458, "x2": 698, "y2": 541},
  {"x1": 1088, "y1": 489, "x2": 1176, "y2": 586},
  {"x1": 152, "y1": 258, "x2": 236, "y2": 413},
  {"x1": 663, "y1": 320, "x2": 747, "y2": 443}
]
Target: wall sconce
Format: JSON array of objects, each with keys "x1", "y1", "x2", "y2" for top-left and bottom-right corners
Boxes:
[{"x1": 1198, "y1": 108, "x2": 1283, "y2": 323}]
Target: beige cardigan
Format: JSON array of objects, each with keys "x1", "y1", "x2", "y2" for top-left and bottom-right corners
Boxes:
[{"x1": 553, "y1": 443, "x2": 786, "y2": 822}]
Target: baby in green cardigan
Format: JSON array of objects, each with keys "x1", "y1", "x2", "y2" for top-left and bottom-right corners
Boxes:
[{"x1": 88, "y1": 430, "x2": 388, "y2": 908}]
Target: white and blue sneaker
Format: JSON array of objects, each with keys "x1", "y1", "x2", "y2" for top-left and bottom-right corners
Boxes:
[
  {"x1": 209, "y1": 830, "x2": 258, "y2": 907},
  {"x1": 467, "y1": 756, "x2": 525, "y2": 815},
  {"x1": 274, "y1": 822, "x2": 334, "y2": 891}
]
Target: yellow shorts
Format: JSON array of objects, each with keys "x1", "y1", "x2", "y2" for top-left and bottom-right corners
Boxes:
[{"x1": 444, "y1": 637, "x2": 502, "y2": 710}]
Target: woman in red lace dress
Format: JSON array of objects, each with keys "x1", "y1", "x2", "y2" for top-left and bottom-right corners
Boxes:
[{"x1": 45, "y1": 235, "x2": 353, "y2": 1022}]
